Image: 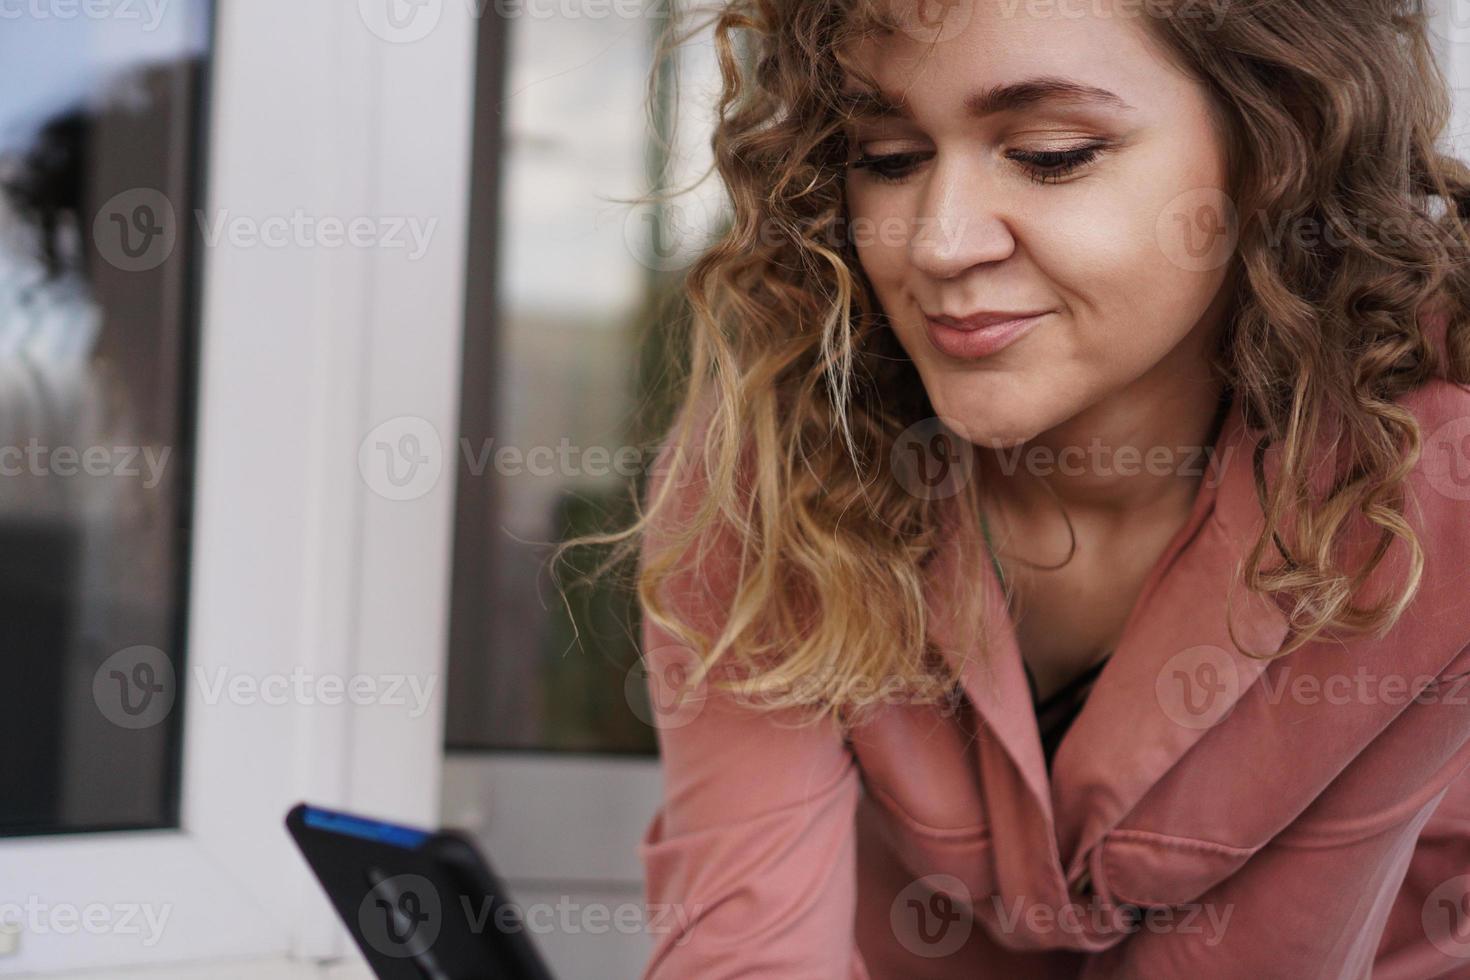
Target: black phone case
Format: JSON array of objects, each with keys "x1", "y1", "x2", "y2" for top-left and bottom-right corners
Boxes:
[{"x1": 285, "y1": 803, "x2": 556, "y2": 980}]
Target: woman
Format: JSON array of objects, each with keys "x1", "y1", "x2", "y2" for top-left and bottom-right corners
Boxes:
[{"x1": 599, "y1": 0, "x2": 1470, "y2": 975}]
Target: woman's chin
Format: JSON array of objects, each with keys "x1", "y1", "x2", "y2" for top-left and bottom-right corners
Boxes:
[{"x1": 929, "y1": 398, "x2": 1057, "y2": 452}]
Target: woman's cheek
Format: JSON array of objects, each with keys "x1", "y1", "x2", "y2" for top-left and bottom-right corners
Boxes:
[{"x1": 855, "y1": 236, "x2": 908, "y2": 314}]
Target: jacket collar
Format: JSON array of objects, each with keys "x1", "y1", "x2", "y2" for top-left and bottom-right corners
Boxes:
[{"x1": 922, "y1": 388, "x2": 1292, "y2": 884}]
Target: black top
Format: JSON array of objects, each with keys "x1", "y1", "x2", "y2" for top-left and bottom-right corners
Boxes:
[{"x1": 1023, "y1": 653, "x2": 1110, "y2": 771}]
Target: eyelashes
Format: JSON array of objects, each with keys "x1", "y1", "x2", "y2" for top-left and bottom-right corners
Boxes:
[
  {"x1": 848, "y1": 150, "x2": 933, "y2": 183},
  {"x1": 1012, "y1": 145, "x2": 1105, "y2": 184},
  {"x1": 847, "y1": 143, "x2": 1107, "y2": 186}
]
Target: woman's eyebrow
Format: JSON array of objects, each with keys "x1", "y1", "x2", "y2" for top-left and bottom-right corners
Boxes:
[{"x1": 837, "y1": 75, "x2": 1136, "y2": 121}]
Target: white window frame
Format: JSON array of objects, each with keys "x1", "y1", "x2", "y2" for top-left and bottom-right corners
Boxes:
[
  {"x1": 0, "y1": 0, "x2": 475, "y2": 973},
  {"x1": 1432, "y1": 1, "x2": 1470, "y2": 159}
]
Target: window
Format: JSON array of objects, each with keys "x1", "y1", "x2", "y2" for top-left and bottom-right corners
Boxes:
[
  {"x1": 446, "y1": 3, "x2": 724, "y2": 755},
  {"x1": 0, "y1": 0, "x2": 212, "y2": 837},
  {"x1": 0, "y1": 2, "x2": 477, "y2": 970}
]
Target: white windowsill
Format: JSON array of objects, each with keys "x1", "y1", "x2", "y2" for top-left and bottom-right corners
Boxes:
[{"x1": 48, "y1": 955, "x2": 373, "y2": 979}]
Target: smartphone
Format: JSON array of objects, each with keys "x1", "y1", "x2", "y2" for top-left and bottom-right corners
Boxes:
[{"x1": 285, "y1": 802, "x2": 556, "y2": 980}]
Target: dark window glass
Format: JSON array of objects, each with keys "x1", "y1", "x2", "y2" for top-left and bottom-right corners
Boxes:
[{"x1": 0, "y1": 3, "x2": 212, "y2": 835}]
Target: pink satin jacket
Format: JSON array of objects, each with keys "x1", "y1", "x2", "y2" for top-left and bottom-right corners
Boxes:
[{"x1": 635, "y1": 375, "x2": 1470, "y2": 979}]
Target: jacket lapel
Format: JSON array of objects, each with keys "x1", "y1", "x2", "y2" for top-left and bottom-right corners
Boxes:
[
  {"x1": 922, "y1": 493, "x2": 1072, "y2": 914},
  {"x1": 924, "y1": 496, "x2": 1054, "y2": 823},
  {"x1": 1049, "y1": 392, "x2": 1292, "y2": 875}
]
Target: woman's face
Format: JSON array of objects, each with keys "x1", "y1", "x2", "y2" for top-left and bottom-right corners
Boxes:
[{"x1": 843, "y1": 0, "x2": 1235, "y2": 449}]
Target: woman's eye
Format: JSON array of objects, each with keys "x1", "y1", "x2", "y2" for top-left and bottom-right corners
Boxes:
[
  {"x1": 847, "y1": 150, "x2": 933, "y2": 184},
  {"x1": 847, "y1": 143, "x2": 1109, "y2": 186},
  {"x1": 1008, "y1": 144, "x2": 1107, "y2": 185}
]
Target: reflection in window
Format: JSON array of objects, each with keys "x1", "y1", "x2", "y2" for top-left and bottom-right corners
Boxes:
[
  {"x1": 447, "y1": 7, "x2": 723, "y2": 753},
  {"x1": 0, "y1": 5, "x2": 211, "y2": 835}
]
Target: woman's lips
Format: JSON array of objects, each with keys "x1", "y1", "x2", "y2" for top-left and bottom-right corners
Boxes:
[{"x1": 923, "y1": 310, "x2": 1051, "y2": 359}]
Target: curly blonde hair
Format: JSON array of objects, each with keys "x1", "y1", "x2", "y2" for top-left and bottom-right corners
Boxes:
[{"x1": 560, "y1": 0, "x2": 1470, "y2": 731}]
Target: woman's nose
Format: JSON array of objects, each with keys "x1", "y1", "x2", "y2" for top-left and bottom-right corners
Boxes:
[{"x1": 907, "y1": 159, "x2": 1018, "y2": 280}]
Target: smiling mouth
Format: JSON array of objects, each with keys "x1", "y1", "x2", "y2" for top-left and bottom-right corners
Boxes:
[
  {"x1": 922, "y1": 310, "x2": 1051, "y2": 359},
  {"x1": 927, "y1": 309, "x2": 1053, "y2": 330}
]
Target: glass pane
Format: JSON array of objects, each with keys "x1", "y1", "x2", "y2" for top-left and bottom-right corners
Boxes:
[
  {"x1": 446, "y1": 6, "x2": 724, "y2": 753},
  {"x1": 0, "y1": 3, "x2": 212, "y2": 835}
]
